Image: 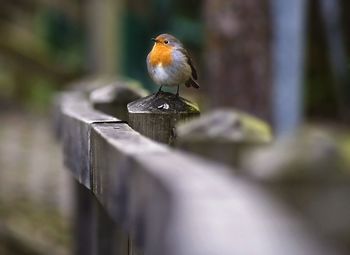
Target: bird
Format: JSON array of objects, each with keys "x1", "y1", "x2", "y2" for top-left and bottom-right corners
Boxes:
[{"x1": 146, "y1": 33, "x2": 199, "y2": 97}]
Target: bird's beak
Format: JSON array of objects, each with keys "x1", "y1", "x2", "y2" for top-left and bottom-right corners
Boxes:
[{"x1": 151, "y1": 38, "x2": 157, "y2": 43}]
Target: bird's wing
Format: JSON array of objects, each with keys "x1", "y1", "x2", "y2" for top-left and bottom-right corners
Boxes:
[
  {"x1": 146, "y1": 53, "x2": 152, "y2": 74},
  {"x1": 179, "y1": 48, "x2": 198, "y2": 80}
]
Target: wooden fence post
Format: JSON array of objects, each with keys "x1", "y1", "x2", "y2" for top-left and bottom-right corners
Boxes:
[
  {"x1": 126, "y1": 91, "x2": 199, "y2": 253},
  {"x1": 57, "y1": 80, "x2": 146, "y2": 255},
  {"x1": 95, "y1": 201, "x2": 129, "y2": 255},
  {"x1": 74, "y1": 182, "x2": 96, "y2": 255},
  {"x1": 89, "y1": 83, "x2": 147, "y2": 255},
  {"x1": 75, "y1": 181, "x2": 129, "y2": 255},
  {"x1": 127, "y1": 92, "x2": 200, "y2": 144},
  {"x1": 176, "y1": 109, "x2": 272, "y2": 168}
]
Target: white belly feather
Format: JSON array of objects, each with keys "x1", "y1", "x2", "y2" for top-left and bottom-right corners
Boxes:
[
  {"x1": 151, "y1": 63, "x2": 191, "y2": 87},
  {"x1": 153, "y1": 64, "x2": 170, "y2": 85},
  {"x1": 147, "y1": 49, "x2": 192, "y2": 87}
]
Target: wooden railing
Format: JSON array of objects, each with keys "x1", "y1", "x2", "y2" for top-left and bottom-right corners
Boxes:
[{"x1": 54, "y1": 78, "x2": 349, "y2": 255}]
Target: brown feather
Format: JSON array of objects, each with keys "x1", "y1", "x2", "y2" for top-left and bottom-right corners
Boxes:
[
  {"x1": 179, "y1": 48, "x2": 198, "y2": 80},
  {"x1": 186, "y1": 78, "x2": 200, "y2": 89}
]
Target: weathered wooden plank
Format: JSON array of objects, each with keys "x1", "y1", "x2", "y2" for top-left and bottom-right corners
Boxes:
[
  {"x1": 90, "y1": 122, "x2": 342, "y2": 255},
  {"x1": 91, "y1": 123, "x2": 167, "y2": 223},
  {"x1": 54, "y1": 83, "x2": 146, "y2": 255},
  {"x1": 56, "y1": 85, "x2": 346, "y2": 255},
  {"x1": 54, "y1": 90, "x2": 119, "y2": 188},
  {"x1": 91, "y1": 123, "x2": 168, "y2": 255},
  {"x1": 55, "y1": 81, "x2": 147, "y2": 188}
]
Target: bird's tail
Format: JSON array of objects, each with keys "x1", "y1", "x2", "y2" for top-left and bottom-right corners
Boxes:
[{"x1": 185, "y1": 78, "x2": 200, "y2": 89}]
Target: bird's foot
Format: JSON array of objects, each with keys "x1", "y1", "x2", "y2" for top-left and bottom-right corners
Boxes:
[
  {"x1": 155, "y1": 86, "x2": 163, "y2": 97},
  {"x1": 175, "y1": 85, "x2": 180, "y2": 98}
]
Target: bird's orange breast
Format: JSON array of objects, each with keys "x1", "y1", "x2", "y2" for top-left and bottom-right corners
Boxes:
[{"x1": 149, "y1": 44, "x2": 173, "y2": 67}]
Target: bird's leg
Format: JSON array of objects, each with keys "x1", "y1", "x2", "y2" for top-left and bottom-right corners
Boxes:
[
  {"x1": 176, "y1": 85, "x2": 180, "y2": 97},
  {"x1": 156, "y1": 85, "x2": 163, "y2": 96}
]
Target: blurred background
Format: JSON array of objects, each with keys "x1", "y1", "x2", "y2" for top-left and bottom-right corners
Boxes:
[{"x1": 0, "y1": 0, "x2": 349, "y2": 254}]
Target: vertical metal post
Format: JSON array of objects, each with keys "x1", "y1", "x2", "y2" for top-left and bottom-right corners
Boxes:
[{"x1": 272, "y1": 0, "x2": 308, "y2": 136}]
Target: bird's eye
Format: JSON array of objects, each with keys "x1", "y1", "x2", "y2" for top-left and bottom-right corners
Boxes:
[{"x1": 164, "y1": 40, "x2": 169, "y2": 44}]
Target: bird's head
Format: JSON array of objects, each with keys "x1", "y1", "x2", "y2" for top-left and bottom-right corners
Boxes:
[{"x1": 151, "y1": 34, "x2": 182, "y2": 49}]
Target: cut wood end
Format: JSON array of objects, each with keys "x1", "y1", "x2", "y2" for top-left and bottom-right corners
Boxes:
[{"x1": 127, "y1": 91, "x2": 200, "y2": 114}]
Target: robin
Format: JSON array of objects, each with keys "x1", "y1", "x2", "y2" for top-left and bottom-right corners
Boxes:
[{"x1": 146, "y1": 33, "x2": 199, "y2": 97}]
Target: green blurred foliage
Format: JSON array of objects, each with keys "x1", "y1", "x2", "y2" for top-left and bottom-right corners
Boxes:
[
  {"x1": 26, "y1": 77, "x2": 56, "y2": 112},
  {"x1": 35, "y1": 8, "x2": 84, "y2": 72},
  {"x1": 0, "y1": 66, "x2": 16, "y2": 100},
  {"x1": 305, "y1": 4, "x2": 337, "y2": 119},
  {"x1": 0, "y1": 5, "x2": 85, "y2": 111},
  {"x1": 305, "y1": 0, "x2": 350, "y2": 120}
]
